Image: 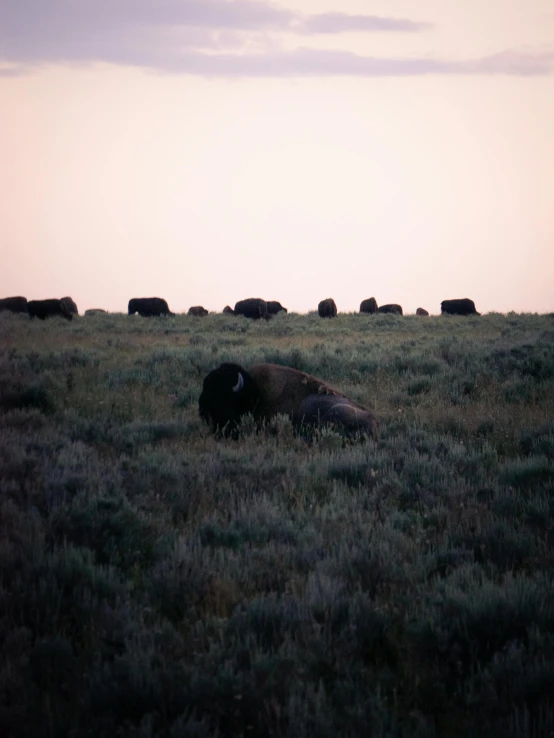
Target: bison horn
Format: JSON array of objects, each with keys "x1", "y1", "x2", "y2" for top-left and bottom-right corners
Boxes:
[{"x1": 232, "y1": 372, "x2": 244, "y2": 393}]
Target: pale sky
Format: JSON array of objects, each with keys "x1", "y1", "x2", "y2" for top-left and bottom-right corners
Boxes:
[{"x1": 1, "y1": 0, "x2": 553, "y2": 314}]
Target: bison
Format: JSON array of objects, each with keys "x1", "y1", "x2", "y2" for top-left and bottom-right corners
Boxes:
[
  {"x1": 85, "y1": 309, "x2": 107, "y2": 316},
  {"x1": 318, "y1": 298, "x2": 337, "y2": 318},
  {"x1": 223, "y1": 305, "x2": 234, "y2": 315},
  {"x1": 378, "y1": 304, "x2": 403, "y2": 315},
  {"x1": 441, "y1": 298, "x2": 480, "y2": 316},
  {"x1": 0, "y1": 296, "x2": 28, "y2": 314},
  {"x1": 234, "y1": 298, "x2": 269, "y2": 320},
  {"x1": 128, "y1": 297, "x2": 174, "y2": 317},
  {"x1": 199, "y1": 362, "x2": 378, "y2": 439},
  {"x1": 28, "y1": 299, "x2": 72, "y2": 320},
  {"x1": 416, "y1": 307, "x2": 429, "y2": 316},
  {"x1": 360, "y1": 298, "x2": 378, "y2": 314},
  {"x1": 188, "y1": 306, "x2": 208, "y2": 317},
  {"x1": 293, "y1": 394, "x2": 378, "y2": 438},
  {"x1": 61, "y1": 296, "x2": 78, "y2": 316},
  {"x1": 266, "y1": 301, "x2": 288, "y2": 315}
]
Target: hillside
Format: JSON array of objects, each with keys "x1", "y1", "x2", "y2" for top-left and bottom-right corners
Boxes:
[{"x1": 1, "y1": 311, "x2": 553, "y2": 737}]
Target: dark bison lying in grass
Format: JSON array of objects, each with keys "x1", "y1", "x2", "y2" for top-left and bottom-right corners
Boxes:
[
  {"x1": 0, "y1": 296, "x2": 28, "y2": 313},
  {"x1": 188, "y1": 306, "x2": 208, "y2": 317},
  {"x1": 28, "y1": 299, "x2": 73, "y2": 320},
  {"x1": 128, "y1": 297, "x2": 174, "y2": 317},
  {"x1": 441, "y1": 298, "x2": 480, "y2": 316},
  {"x1": 416, "y1": 307, "x2": 429, "y2": 316},
  {"x1": 199, "y1": 362, "x2": 378, "y2": 439},
  {"x1": 378, "y1": 304, "x2": 403, "y2": 315}
]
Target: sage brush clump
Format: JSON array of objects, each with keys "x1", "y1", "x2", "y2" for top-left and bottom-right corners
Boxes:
[{"x1": 0, "y1": 311, "x2": 553, "y2": 737}]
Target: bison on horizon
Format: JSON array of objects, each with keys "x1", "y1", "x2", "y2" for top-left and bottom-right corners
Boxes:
[
  {"x1": 28, "y1": 299, "x2": 72, "y2": 320},
  {"x1": 234, "y1": 298, "x2": 269, "y2": 320},
  {"x1": 128, "y1": 297, "x2": 174, "y2": 317},
  {"x1": 318, "y1": 298, "x2": 337, "y2": 318},
  {"x1": 199, "y1": 362, "x2": 378, "y2": 439},
  {"x1": 61, "y1": 296, "x2": 78, "y2": 316},
  {"x1": 188, "y1": 306, "x2": 208, "y2": 317},
  {"x1": 378, "y1": 304, "x2": 403, "y2": 315},
  {"x1": 266, "y1": 301, "x2": 288, "y2": 315},
  {"x1": 223, "y1": 305, "x2": 234, "y2": 315},
  {"x1": 360, "y1": 298, "x2": 378, "y2": 314},
  {"x1": 416, "y1": 307, "x2": 429, "y2": 316},
  {"x1": 441, "y1": 298, "x2": 480, "y2": 316},
  {"x1": 0, "y1": 296, "x2": 28, "y2": 314}
]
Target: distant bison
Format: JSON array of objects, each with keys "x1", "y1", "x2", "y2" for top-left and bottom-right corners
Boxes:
[
  {"x1": 234, "y1": 298, "x2": 269, "y2": 320},
  {"x1": 85, "y1": 309, "x2": 107, "y2": 316},
  {"x1": 360, "y1": 298, "x2": 378, "y2": 314},
  {"x1": 188, "y1": 306, "x2": 208, "y2": 317},
  {"x1": 61, "y1": 296, "x2": 78, "y2": 316},
  {"x1": 318, "y1": 298, "x2": 337, "y2": 318},
  {"x1": 28, "y1": 299, "x2": 72, "y2": 321},
  {"x1": 0, "y1": 296, "x2": 28, "y2": 314},
  {"x1": 128, "y1": 297, "x2": 174, "y2": 317},
  {"x1": 378, "y1": 304, "x2": 403, "y2": 315},
  {"x1": 416, "y1": 307, "x2": 429, "y2": 316},
  {"x1": 223, "y1": 305, "x2": 234, "y2": 315},
  {"x1": 266, "y1": 301, "x2": 288, "y2": 315},
  {"x1": 441, "y1": 298, "x2": 480, "y2": 316},
  {"x1": 199, "y1": 362, "x2": 378, "y2": 439}
]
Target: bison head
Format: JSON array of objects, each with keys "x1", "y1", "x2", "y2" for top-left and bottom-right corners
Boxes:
[{"x1": 199, "y1": 362, "x2": 258, "y2": 436}]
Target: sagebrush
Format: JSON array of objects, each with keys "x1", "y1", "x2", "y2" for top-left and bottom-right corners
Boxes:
[{"x1": 1, "y1": 311, "x2": 553, "y2": 737}]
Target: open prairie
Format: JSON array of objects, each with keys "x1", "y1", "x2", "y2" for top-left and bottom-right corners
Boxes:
[{"x1": 1, "y1": 311, "x2": 553, "y2": 737}]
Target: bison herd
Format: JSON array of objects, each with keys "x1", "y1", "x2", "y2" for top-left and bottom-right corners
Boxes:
[
  {"x1": 0, "y1": 292, "x2": 483, "y2": 439},
  {"x1": 0, "y1": 296, "x2": 79, "y2": 320},
  {"x1": 0, "y1": 295, "x2": 481, "y2": 319}
]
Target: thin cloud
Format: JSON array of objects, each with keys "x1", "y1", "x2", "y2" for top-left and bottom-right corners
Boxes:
[
  {"x1": 299, "y1": 13, "x2": 430, "y2": 34},
  {"x1": 153, "y1": 47, "x2": 554, "y2": 78},
  {"x1": 0, "y1": 0, "x2": 430, "y2": 70},
  {"x1": 0, "y1": 0, "x2": 552, "y2": 78},
  {"x1": 0, "y1": 0, "x2": 297, "y2": 32},
  {"x1": 472, "y1": 48, "x2": 554, "y2": 75},
  {"x1": 0, "y1": 0, "x2": 427, "y2": 35}
]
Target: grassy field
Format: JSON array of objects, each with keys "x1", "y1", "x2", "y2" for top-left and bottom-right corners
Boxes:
[{"x1": 1, "y1": 310, "x2": 553, "y2": 737}]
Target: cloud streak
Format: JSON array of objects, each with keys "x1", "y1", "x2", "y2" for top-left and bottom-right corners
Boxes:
[
  {"x1": 299, "y1": 13, "x2": 430, "y2": 34},
  {"x1": 0, "y1": 0, "x2": 428, "y2": 36},
  {"x1": 0, "y1": 0, "x2": 552, "y2": 78},
  {"x1": 161, "y1": 48, "x2": 554, "y2": 78}
]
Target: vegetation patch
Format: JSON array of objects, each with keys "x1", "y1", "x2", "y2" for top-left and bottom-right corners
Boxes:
[{"x1": 0, "y1": 312, "x2": 553, "y2": 737}]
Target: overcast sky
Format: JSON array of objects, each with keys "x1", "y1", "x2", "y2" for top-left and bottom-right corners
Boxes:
[{"x1": 1, "y1": 0, "x2": 553, "y2": 313}]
